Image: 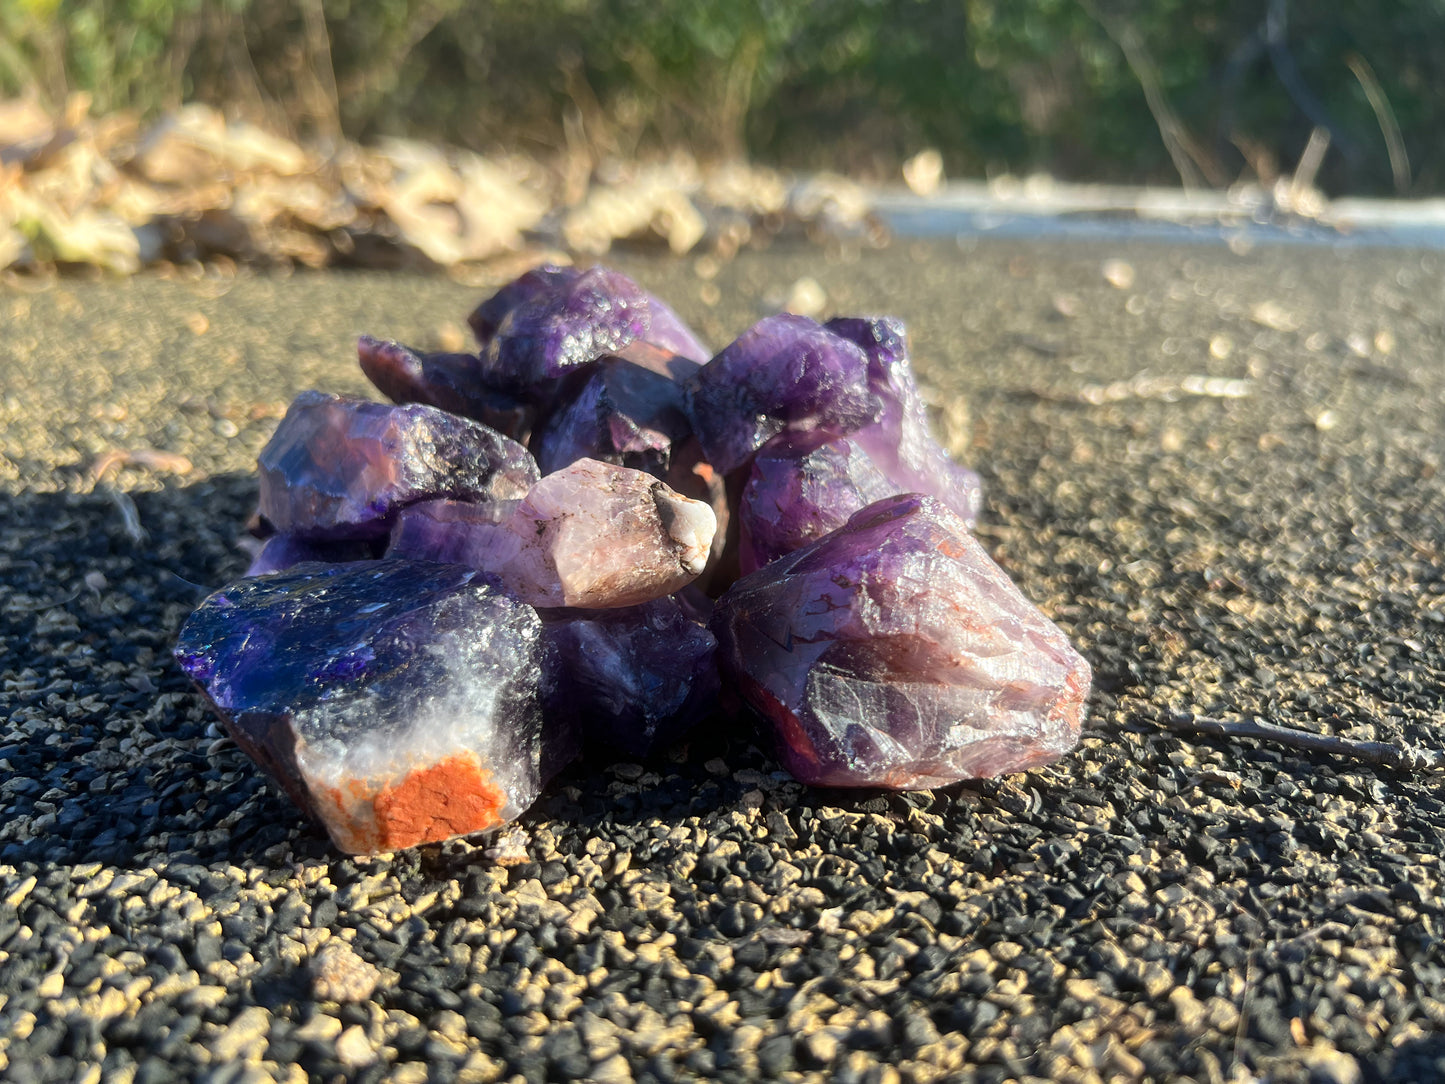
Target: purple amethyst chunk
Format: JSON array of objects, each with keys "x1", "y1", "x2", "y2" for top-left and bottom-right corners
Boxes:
[
  {"x1": 542, "y1": 597, "x2": 719, "y2": 759},
  {"x1": 173, "y1": 560, "x2": 575, "y2": 854},
  {"x1": 711, "y1": 494, "x2": 1091, "y2": 789},
  {"x1": 357, "y1": 336, "x2": 536, "y2": 442},
  {"x1": 738, "y1": 432, "x2": 899, "y2": 574},
  {"x1": 470, "y1": 265, "x2": 709, "y2": 398},
  {"x1": 685, "y1": 314, "x2": 883, "y2": 475},
  {"x1": 531, "y1": 357, "x2": 693, "y2": 477},
  {"x1": 825, "y1": 316, "x2": 984, "y2": 526},
  {"x1": 256, "y1": 391, "x2": 539, "y2": 540}
]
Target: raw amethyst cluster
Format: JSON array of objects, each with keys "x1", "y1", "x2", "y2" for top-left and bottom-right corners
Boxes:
[{"x1": 175, "y1": 263, "x2": 1091, "y2": 854}]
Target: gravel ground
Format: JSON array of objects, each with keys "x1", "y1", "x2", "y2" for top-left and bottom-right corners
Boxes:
[{"x1": 3, "y1": 237, "x2": 1445, "y2": 1084}]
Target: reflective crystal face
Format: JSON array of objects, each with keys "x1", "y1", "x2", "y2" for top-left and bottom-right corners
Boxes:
[{"x1": 712, "y1": 495, "x2": 1090, "y2": 789}]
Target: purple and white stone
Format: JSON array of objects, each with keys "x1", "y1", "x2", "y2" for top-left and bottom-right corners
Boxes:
[
  {"x1": 174, "y1": 560, "x2": 573, "y2": 854},
  {"x1": 387, "y1": 458, "x2": 716, "y2": 609},
  {"x1": 256, "y1": 391, "x2": 539, "y2": 540},
  {"x1": 711, "y1": 494, "x2": 1091, "y2": 789}
]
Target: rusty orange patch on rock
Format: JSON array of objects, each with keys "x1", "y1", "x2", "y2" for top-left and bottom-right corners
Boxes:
[{"x1": 369, "y1": 753, "x2": 507, "y2": 851}]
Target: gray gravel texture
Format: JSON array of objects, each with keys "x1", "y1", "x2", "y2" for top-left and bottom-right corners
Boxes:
[{"x1": 2, "y1": 237, "x2": 1445, "y2": 1084}]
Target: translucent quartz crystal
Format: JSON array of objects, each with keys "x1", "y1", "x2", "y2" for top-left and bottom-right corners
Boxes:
[
  {"x1": 685, "y1": 314, "x2": 883, "y2": 474},
  {"x1": 256, "y1": 391, "x2": 539, "y2": 539},
  {"x1": 542, "y1": 597, "x2": 718, "y2": 758},
  {"x1": 469, "y1": 264, "x2": 709, "y2": 399},
  {"x1": 711, "y1": 494, "x2": 1091, "y2": 789},
  {"x1": 357, "y1": 336, "x2": 535, "y2": 442},
  {"x1": 531, "y1": 356, "x2": 693, "y2": 478},
  {"x1": 174, "y1": 561, "x2": 570, "y2": 854},
  {"x1": 738, "y1": 432, "x2": 899, "y2": 574},
  {"x1": 824, "y1": 316, "x2": 984, "y2": 527},
  {"x1": 387, "y1": 458, "x2": 716, "y2": 608}
]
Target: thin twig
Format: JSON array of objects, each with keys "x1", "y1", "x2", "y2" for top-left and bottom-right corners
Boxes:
[
  {"x1": 1345, "y1": 51, "x2": 1411, "y2": 195},
  {"x1": 1160, "y1": 711, "x2": 1445, "y2": 772}
]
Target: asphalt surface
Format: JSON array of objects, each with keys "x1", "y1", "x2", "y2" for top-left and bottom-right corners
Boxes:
[{"x1": 2, "y1": 236, "x2": 1445, "y2": 1084}]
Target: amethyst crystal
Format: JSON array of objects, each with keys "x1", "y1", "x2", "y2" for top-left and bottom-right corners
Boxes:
[
  {"x1": 387, "y1": 458, "x2": 716, "y2": 608},
  {"x1": 543, "y1": 597, "x2": 719, "y2": 758},
  {"x1": 738, "y1": 432, "x2": 899, "y2": 574},
  {"x1": 825, "y1": 316, "x2": 984, "y2": 526},
  {"x1": 531, "y1": 356, "x2": 693, "y2": 478},
  {"x1": 174, "y1": 561, "x2": 571, "y2": 854},
  {"x1": 470, "y1": 265, "x2": 709, "y2": 399},
  {"x1": 256, "y1": 391, "x2": 539, "y2": 539},
  {"x1": 685, "y1": 314, "x2": 883, "y2": 475},
  {"x1": 357, "y1": 336, "x2": 535, "y2": 442},
  {"x1": 711, "y1": 494, "x2": 1091, "y2": 789}
]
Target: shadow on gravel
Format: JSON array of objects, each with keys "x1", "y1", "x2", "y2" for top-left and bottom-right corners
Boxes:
[{"x1": 0, "y1": 472, "x2": 286, "y2": 871}]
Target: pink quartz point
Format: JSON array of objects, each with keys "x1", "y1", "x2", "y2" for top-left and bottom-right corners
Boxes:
[
  {"x1": 388, "y1": 458, "x2": 717, "y2": 609},
  {"x1": 711, "y1": 494, "x2": 1091, "y2": 789}
]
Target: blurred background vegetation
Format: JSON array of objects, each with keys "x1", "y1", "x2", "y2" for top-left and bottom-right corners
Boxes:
[{"x1": 1, "y1": 0, "x2": 1441, "y2": 196}]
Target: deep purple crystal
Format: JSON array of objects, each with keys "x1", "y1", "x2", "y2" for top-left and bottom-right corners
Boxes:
[
  {"x1": 357, "y1": 336, "x2": 536, "y2": 442},
  {"x1": 543, "y1": 597, "x2": 719, "y2": 759},
  {"x1": 173, "y1": 560, "x2": 575, "y2": 854},
  {"x1": 711, "y1": 494, "x2": 1090, "y2": 789},
  {"x1": 825, "y1": 316, "x2": 984, "y2": 526},
  {"x1": 470, "y1": 265, "x2": 709, "y2": 399},
  {"x1": 738, "y1": 431, "x2": 899, "y2": 574},
  {"x1": 531, "y1": 357, "x2": 693, "y2": 478},
  {"x1": 685, "y1": 314, "x2": 883, "y2": 475},
  {"x1": 256, "y1": 391, "x2": 539, "y2": 540}
]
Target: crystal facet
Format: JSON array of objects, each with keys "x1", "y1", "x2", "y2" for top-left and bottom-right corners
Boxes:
[
  {"x1": 357, "y1": 336, "x2": 535, "y2": 441},
  {"x1": 825, "y1": 316, "x2": 984, "y2": 526},
  {"x1": 711, "y1": 494, "x2": 1090, "y2": 788},
  {"x1": 470, "y1": 264, "x2": 709, "y2": 399},
  {"x1": 531, "y1": 356, "x2": 693, "y2": 478},
  {"x1": 685, "y1": 314, "x2": 883, "y2": 474},
  {"x1": 738, "y1": 432, "x2": 899, "y2": 574},
  {"x1": 256, "y1": 391, "x2": 539, "y2": 539},
  {"x1": 387, "y1": 459, "x2": 716, "y2": 608},
  {"x1": 543, "y1": 597, "x2": 718, "y2": 758},
  {"x1": 174, "y1": 561, "x2": 569, "y2": 853}
]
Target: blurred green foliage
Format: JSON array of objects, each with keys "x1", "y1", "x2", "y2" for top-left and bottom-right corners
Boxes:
[{"x1": 1, "y1": 0, "x2": 1443, "y2": 194}]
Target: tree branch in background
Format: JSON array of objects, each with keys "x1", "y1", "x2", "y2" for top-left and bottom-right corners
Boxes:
[
  {"x1": 301, "y1": 0, "x2": 342, "y2": 143},
  {"x1": 1078, "y1": 0, "x2": 1225, "y2": 188},
  {"x1": 1345, "y1": 51, "x2": 1411, "y2": 195},
  {"x1": 1158, "y1": 711, "x2": 1445, "y2": 773}
]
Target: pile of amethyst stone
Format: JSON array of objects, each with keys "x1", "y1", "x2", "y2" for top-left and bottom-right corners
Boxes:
[{"x1": 174, "y1": 264, "x2": 1092, "y2": 854}]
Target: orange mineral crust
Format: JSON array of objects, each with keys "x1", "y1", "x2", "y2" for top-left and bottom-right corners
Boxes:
[
  {"x1": 372, "y1": 754, "x2": 507, "y2": 851},
  {"x1": 313, "y1": 754, "x2": 508, "y2": 853}
]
